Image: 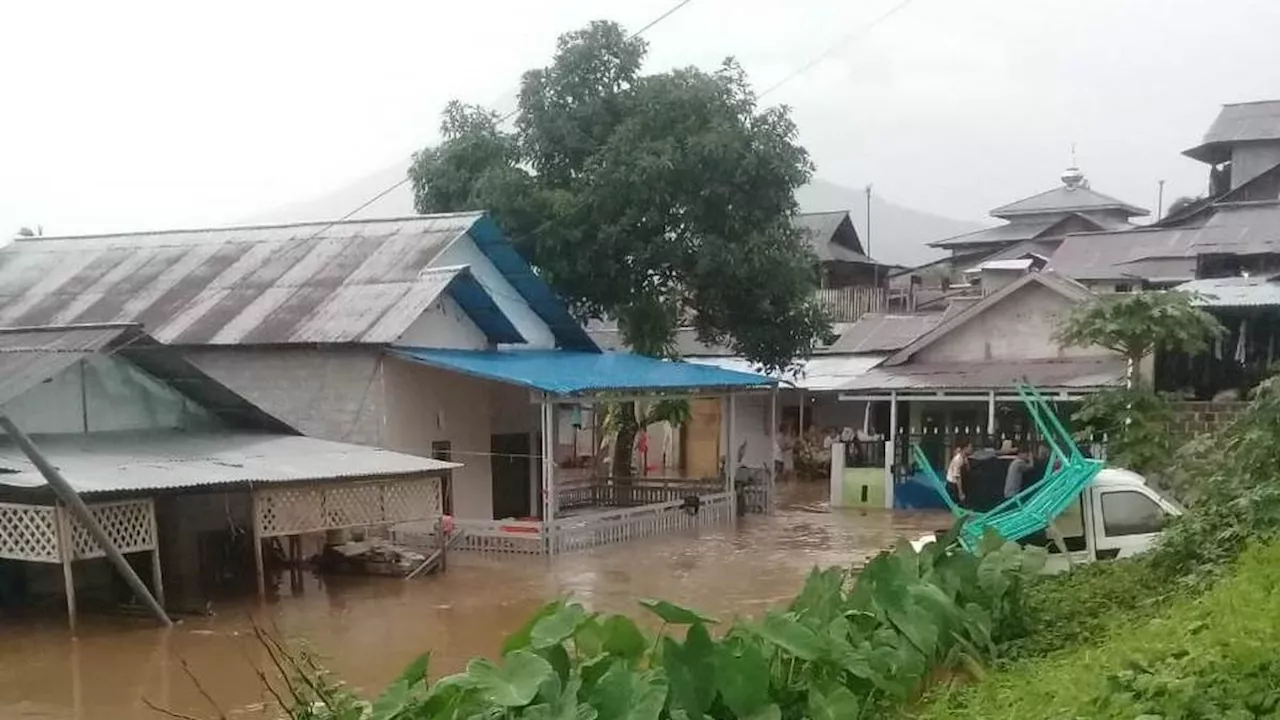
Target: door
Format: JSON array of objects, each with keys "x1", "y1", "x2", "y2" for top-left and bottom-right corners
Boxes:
[
  {"x1": 491, "y1": 433, "x2": 532, "y2": 520},
  {"x1": 1090, "y1": 488, "x2": 1170, "y2": 559},
  {"x1": 431, "y1": 441, "x2": 454, "y2": 515}
]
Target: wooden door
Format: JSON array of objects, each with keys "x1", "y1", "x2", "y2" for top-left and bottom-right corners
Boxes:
[{"x1": 682, "y1": 399, "x2": 722, "y2": 480}]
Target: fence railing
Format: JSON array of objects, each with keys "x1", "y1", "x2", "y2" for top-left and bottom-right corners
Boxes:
[
  {"x1": 551, "y1": 492, "x2": 733, "y2": 554},
  {"x1": 813, "y1": 287, "x2": 885, "y2": 322},
  {"x1": 556, "y1": 478, "x2": 725, "y2": 512}
]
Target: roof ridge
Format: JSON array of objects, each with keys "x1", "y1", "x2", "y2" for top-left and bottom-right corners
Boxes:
[{"x1": 11, "y1": 211, "x2": 485, "y2": 243}]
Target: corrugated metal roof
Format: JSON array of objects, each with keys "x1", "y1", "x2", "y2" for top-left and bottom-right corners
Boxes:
[
  {"x1": 838, "y1": 357, "x2": 1127, "y2": 392},
  {"x1": 796, "y1": 211, "x2": 881, "y2": 264},
  {"x1": 829, "y1": 314, "x2": 943, "y2": 353},
  {"x1": 1049, "y1": 202, "x2": 1280, "y2": 281},
  {"x1": 1176, "y1": 276, "x2": 1280, "y2": 307},
  {"x1": 685, "y1": 354, "x2": 887, "y2": 391},
  {"x1": 1185, "y1": 100, "x2": 1280, "y2": 164},
  {"x1": 929, "y1": 218, "x2": 1060, "y2": 249},
  {"x1": 390, "y1": 348, "x2": 776, "y2": 396},
  {"x1": 0, "y1": 324, "x2": 133, "y2": 405},
  {"x1": 0, "y1": 432, "x2": 458, "y2": 495},
  {"x1": 990, "y1": 185, "x2": 1148, "y2": 219},
  {"x1": 0, "y1": 213, "x2": 596, "y2": 351}
]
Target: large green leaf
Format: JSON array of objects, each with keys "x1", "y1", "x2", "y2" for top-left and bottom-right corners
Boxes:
[
  {"x1": 754, "y1": 611, "x2": 823, "y2": 661},
  {"x1": 368, "y1": 652, "x2": 430, "y2": 720},
  {"x1": 532, "y1": 603, "x2": 592, "y2": 649},
  {"x1": 505, "y1": 600, "x2": 566, "y2": 655},
  {"x1": 466, "y1": 650, "x2": 555, "y2": 708},
  {"x1": 788, "y1": 567, "x2": 846, "y2": 624},
  {"x1": 661, "y1": 624, "x2": 717, "y2": 719},
  {"x1": 587, "y1": 662, "x2": 668, "y2": 720},
  {"x1": 712, "y1": 639, "x2": 771, "y2": 717},
  {"x1": 639, "y1": 598, "x2": 718, "y2": 625},
  {"x1": 522, "y1": 675, "x2": 597, "y2": 720},
  {"x1": 601, "y1": 614, "x2": 648, "y2": 660},
  {"x1": 976, "y1": 543, "x2": 1022, "y2": 600},
  {"x1": 807, "y1": 684, "x2": 862, "y2": 720}
]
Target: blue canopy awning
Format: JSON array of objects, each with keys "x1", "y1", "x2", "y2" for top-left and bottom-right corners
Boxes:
[{"x1": 389, "y1": 348, "x2": 778, "y2": 396}]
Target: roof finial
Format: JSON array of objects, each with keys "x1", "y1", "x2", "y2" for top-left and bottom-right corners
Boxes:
[{"x1": 1061, "y1": 143, "x2": 1086, "y2": 190}]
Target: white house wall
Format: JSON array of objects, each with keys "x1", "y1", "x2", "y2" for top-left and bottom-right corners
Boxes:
[
  {"x1": 731, "y1": 394, "x2": 774, "y2": 472},
  {"x1": 394, "y1": 293, "x2": 493, "y2": 350},
  {"x1": 382, "y1": 355, "x2": 496, "y2": 520},
  {"x1": 913, "y1": 284, "x2": 1092, "y2": 364},
  {"x1": 433, "y1": 234, "x2": 558, "y2": 349}
]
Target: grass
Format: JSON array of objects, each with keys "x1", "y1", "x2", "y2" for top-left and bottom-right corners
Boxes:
[{"x1": 909, "y1": 541, "x2": 1280, "y2": 719}]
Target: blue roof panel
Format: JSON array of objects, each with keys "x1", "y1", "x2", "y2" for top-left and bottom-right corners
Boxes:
[
  {"x1": 390, "y1": 348, "x2": 777, "y2": 396},
  {"x1": 466, "y1": 216, "x2": 599, "y2": 351}
]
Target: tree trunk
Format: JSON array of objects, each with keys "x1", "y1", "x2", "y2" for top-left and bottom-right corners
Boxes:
[{"x1": 612, "y1": 402, "x2": 639, "y2": 506}]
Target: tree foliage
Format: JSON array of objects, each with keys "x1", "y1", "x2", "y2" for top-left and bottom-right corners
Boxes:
[
  {"x1": 409, "y1": 20, "x2": 828, "y2": 372},
  {"x1": 1055, "y1": 291, "x2": 1224, "y2": 385}
]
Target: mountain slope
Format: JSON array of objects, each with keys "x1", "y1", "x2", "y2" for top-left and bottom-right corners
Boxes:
[{"x1": 245, "y1": 162, "x2": 980, "y2": 267}]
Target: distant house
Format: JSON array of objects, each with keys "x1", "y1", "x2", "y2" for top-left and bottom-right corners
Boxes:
[
  {"x1": 798, "y1": 210, "x2": 907, "y2": 319},
  {"x1": 1051, "y1": 100, "x2": 1280, "y2": 293},
  {"x1": 0, "y1": 213, "x2": 773, "y2": 553}
]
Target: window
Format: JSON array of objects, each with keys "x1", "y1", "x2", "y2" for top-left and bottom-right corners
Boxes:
[
  {"x1": 1101, "y1": 491, "x2": 1166, "y2": 536},
  {"x1": 1113, "y1": 282, "x2": 1133, "y2": 293}
]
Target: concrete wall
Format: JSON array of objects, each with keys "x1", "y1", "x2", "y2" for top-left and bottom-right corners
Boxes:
[
  {"x1": 434, "y1": 235, "x2": 558, "y2": 349},
  {"x1": 1232, "y1": 142, "x2": 1280, "y2": 190},
  {"x1": 913, "y1": 283, "x2": 1093, "y2": 363},
  {"x1": 186, "y1": 347, "x2": 388, "y2": 446},
  {"x1": 1167, "y1": 400, "x2": 1247, "y2": 436}
]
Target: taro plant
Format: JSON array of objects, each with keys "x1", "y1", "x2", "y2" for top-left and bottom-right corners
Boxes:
[{"x1": 284, "y1": 526, "x2": 1046, "y2": 720}]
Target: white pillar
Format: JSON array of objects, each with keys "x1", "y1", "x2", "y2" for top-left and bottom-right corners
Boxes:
[
  {"x1": 769, "y1": 385, "x2": 779, "y2": 514},
  {"x1": 540, "y1": 399, "x2": 556, "y2": 555},
  {"x1": 726, "y1": 392, "x2": 737, "y2": 518},
  {"x1": 987, "y1": 390, "x2": 997, "y2": 442},
  {"x1": 829, "y1": 442, "x2": 846, "y2": 507},
  {"x1": 887, "y1": 392, "x2": 899, "y2": 511}
]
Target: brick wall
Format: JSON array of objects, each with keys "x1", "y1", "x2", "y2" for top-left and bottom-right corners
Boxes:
[{"x1": 1168, "y1": 401, "x2": 1248, "y2": 436}]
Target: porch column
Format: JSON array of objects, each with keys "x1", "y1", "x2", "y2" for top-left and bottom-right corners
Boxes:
[
  {"x1": 55, "y1": 505, "x2": 76, "y2": 632},
  {"x1": 987, "y1": 390, "x2": 997, "y2": 442},
  {"x1": 250, "y1": 488, "x2": 265, "y2": 601},
  {"x1": 887, "y1": 391, "x2": 899, "y2": 511},
  {"x1": 540, "y1": 399, "x2": 556, "y2": 555},
  {"x1": 769, "y1": 384, "x2": 778, "y2": 514},
  {"x1": 726, "y1": 392, "x2": 737, "y2": 518},
  {"x1": 888, "y1": 391, "x2": 899, "y2": 446}
]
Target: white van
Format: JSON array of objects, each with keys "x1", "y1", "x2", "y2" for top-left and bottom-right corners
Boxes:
[{"x1": 910, "y1": 467, "x2": 1183, "y2": 571}]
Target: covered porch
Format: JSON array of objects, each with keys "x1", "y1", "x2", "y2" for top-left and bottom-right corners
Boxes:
[{"x1": 386, "y1": 348, "x2": 779, "y2": 555}]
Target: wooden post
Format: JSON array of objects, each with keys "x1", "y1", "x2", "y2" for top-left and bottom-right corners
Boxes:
[
  {"x1": 726, "y1": 392, "x2": 737, "y2": 519},
  {"x1": 55, "y1": 505, "x2": 77, "y2": 633},
  {"x1": 148, "y1": 500, "x2": 165, "y2": 610},
  {"x1": 250, "y1": 488, "x2": 266, "y2": 601},
  {"x1": 0, "y1": 414, "x2": 170, "y2": 627},
  {"x1": 769, "y1": 385, "x2": 778, "y2": 514},
  {"x1": 540, "y1": 399, "x2": 556, "y2": 555}
]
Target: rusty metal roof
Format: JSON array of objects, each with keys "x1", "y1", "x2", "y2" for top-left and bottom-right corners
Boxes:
[
  {"x1": 0, "y1": 431, "x2": 459, "y2": 495},
  {"x1": 838, "y1": 357, "x2": 1127, "y2": 393},
  {"x1": 0, "y1": 212, "x2": 551, "y2": 347}
]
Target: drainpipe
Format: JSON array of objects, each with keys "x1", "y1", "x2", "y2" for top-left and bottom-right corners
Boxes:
[{"x1": 0, "y1": 414, "x2": 171, "y2": 628}]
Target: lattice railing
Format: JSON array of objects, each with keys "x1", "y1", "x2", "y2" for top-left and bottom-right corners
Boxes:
[
  {"x1": 0, "y1": 502, "x2": 60, "y2": 563},
  {"x1": 552, "y1": 492, "x2": 733, "y2": 554},
  {"x1": 0, "y1": 500, "x2": 157, "y2": 563},
  {"x1": 256, "y1": 477, "x2": 442, "y2": 538},
  {"x1": 69, "y1": 499, "x2": 156, "y2": 559}
]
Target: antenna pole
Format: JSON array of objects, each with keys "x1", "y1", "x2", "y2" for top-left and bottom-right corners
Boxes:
[{"x1": 1157, "y1": 179, "x2": 1166, "y2": 221}]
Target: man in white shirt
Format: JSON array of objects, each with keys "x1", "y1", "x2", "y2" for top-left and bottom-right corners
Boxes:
[{"x1": 945, "y1": 441, "x2": 972, "y2": 506}]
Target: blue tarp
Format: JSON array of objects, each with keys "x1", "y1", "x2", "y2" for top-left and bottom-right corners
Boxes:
[{"x1": 390, "y1": 348, "x2": 778, "y2": 396}]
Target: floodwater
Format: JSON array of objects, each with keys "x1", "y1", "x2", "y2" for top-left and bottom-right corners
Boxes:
[{"x1": 0, "y1": 484, "x2": 946, "y2": 720}]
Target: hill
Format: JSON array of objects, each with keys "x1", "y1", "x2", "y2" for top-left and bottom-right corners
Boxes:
[{"x1": 245, "y1": 161, "x2": 980, "y2": 267}]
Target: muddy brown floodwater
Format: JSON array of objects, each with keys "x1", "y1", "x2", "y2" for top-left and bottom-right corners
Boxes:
[{"x1": 0, "y1": 484, "x2": 946, "y2": 719}]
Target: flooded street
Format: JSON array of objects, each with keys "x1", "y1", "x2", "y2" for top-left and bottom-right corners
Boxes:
[{"x1": 0, "y1": 485, "x2": 946, "y2": 719}]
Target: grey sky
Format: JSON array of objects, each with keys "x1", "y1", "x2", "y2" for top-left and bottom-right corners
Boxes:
[{"x1": 3, "y1": 0, "x2": 1278, "y2": 243}]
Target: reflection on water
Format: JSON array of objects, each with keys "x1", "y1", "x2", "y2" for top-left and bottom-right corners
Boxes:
[{"x1": 0, "y1": 484, "x2": 946, "y2": 719}]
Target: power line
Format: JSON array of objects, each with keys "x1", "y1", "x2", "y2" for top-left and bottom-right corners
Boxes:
[
  {"x1": 758, "y1": 0, "x2": 918, "y2": 99},
  {"x1": 302, "y1": 0, "x2": 699, "y2": 243}
]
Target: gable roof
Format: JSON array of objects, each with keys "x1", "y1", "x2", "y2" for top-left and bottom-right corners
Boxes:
[
  {"x1": 0, "y1": 213, "x2": 596, "y2": 351},
  {"x1": 0, "y1": 323, "x2": 295, "y2": 432},
  {"x1": 883, "y1": 271, "x2": 1092, "y2": 366},
  {"x1": 1184, "y1": 100, "x2": 1280, "y2": 164},
  {"x1": 796, "y1": 210, "x2": 875, "y2": 263},
  {"x1": 990, "y1": 185, "x2": 1148, "y2": 219}
]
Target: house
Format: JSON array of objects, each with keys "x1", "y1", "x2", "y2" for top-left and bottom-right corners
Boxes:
[
  {"x1": 1050, "y1": 101, "x2": 1280, "y2": 293},
  {"x1": 903, "y1": 167, "x2": 1148, "y2": 296},
  {"x1": 0, "y1": 213, "x2": 775, "y2": 554},
  {"x1": 799, "y1": 210, "x2": 907, "y2": 319},
  {"x1": 0, "y1": 323, "x2": 456, "y2": 625}
]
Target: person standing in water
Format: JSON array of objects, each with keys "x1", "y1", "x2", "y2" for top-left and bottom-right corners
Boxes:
[{"x1": 946, "y1": 440, "x2": 972, "y2": 507}]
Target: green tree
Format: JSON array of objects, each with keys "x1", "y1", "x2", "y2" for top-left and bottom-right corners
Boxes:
[
  {"x1": 1055, "y1": 291, "x2": 1224, "y2": 387},
  {"x1": 410, "y1": 21, "x2": 828, "y2": 474}
]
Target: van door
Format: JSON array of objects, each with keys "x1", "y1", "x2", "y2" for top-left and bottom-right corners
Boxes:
[{"x1": 1090, "y1": 487, "x2": 1170, "y2": 559}]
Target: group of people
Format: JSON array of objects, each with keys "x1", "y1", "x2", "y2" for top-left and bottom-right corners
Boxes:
[{"x1": 944, "y1": 439, "x2": 1052, "y2": 509}]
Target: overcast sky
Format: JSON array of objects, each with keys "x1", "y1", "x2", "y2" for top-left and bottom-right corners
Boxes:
[{"x1": 2, "y1": 0, "x2": 1278, "y2": 241}]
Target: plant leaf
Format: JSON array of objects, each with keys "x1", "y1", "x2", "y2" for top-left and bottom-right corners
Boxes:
[
  {"x1": 466, "y1": 649, "x2": 555, "y2": 708},
  {"x1": 639, "y1": 598, "x2": 718, "y2": 625},
  {"x1": 754, "y1": 611, "x2": 823, "y2": 661},
  {"x1": 532, "y1": 603, "x2": 591, "y2": 649},
  {"x1": 601, "y1": 615, "x2": 648, "y2": 660}
]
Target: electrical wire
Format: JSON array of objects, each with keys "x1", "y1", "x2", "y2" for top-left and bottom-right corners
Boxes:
[{"x1": 758, "y1": 0, "x2": 918, "y2": 99}]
